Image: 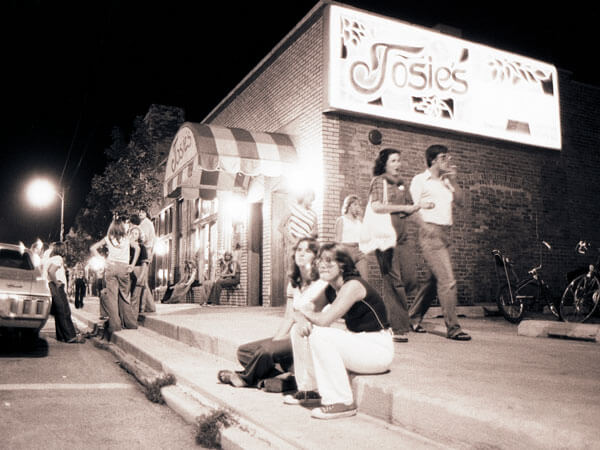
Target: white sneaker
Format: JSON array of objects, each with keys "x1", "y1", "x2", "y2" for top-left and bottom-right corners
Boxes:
[{"x1": 311, "y1": 402, "x2": 357, "y2": 419}]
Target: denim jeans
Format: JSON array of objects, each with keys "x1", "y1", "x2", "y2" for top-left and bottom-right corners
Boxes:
[
  {"x1": 409, "y1": 223, "x2": 462, "y2": 337},
  {"x1": 103, "y1": 261, "x2": 137, "y2": 337},
  {"x1": 375, "y1": 240, "x2": 418, "y2": 334}
]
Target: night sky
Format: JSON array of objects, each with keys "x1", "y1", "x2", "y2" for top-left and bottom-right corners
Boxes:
[{"x1": 1, "y1": 0, "x2": 595, "y2": 246}]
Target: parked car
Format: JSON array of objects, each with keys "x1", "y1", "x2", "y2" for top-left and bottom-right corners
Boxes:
[{"x1": 0, "y1": 243, "x2": 51, "y2": 339}]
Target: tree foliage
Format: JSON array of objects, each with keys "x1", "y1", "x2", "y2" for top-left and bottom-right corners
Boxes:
[{"x1": 72, "y1": 116, "x2": 167, "y2": 243}]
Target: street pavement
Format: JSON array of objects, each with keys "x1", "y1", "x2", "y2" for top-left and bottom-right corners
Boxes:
[
  {"x1": 0, "y1": 318, "x2": 199, "y2": 449},
  {"x1": 71, "y1": 298, "x2": 600, "y2": 449}
]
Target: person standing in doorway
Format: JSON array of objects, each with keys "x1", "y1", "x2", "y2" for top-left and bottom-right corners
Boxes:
[
  {"x1": 279, "y1": 188, "x2": 318, "y2": 252},
  {"x1": 409, "y1": 144, "x2": 471, "y2": 341},
  {"x1": 369, "y1": 148, "x2": 434, "y2": 343},
  {"x1": 335, "y1": 194, "x2": 369, "y2": 278}
]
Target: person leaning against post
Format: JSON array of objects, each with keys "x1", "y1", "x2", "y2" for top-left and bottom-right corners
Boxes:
[
  {"x1": 408, "y1": 144, "x2": 471, "y2": 341},
  {"x1": 285, "y1": 243, "x2": 394, "y2": 420},
  {"x1": 334, "y1": 194, "x2": 369, "y2": 278},
  {"x1": 217, "y1": 237, "x2": 326, "y2": 390},
  {"x1": 368, "y1": 148, "x2": 434, "y2": 343}
]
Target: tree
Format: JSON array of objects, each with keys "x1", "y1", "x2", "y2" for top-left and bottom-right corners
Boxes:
[{"x1": 69, "y1": 105, "x2": 184, "y2": 262}]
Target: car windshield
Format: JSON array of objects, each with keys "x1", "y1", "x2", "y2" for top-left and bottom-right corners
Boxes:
[{"x1": 0, "y1": 249, "x2": 34, "y2": 270}]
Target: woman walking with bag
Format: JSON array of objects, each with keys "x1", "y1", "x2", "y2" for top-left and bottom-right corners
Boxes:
[{"x1": 361, "y1": 148, "x2": 433, "y2": 343}]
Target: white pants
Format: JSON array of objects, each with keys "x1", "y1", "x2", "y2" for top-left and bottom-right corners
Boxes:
[{"x1": 291, "y1": 324, "x2": 394, "y2": 405}]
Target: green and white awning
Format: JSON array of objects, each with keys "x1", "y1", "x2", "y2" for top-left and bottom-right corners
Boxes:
[{"x1": 164, "y1": 122, "x2": 297, "y2": 199}]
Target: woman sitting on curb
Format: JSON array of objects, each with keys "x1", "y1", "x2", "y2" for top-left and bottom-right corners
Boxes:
[
  {"x1": 217, "y1": 237, "x2": 326, "y2": 390},
  {"x1": 285, "y1": 243, "x2": 394, "y2": 420}
]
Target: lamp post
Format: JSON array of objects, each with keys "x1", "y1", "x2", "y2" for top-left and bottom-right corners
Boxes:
[{"x1": 26, "y1": 179, "x2": 65, "y2": 241}]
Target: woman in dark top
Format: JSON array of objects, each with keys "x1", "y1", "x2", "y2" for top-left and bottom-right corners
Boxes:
[{"x1": 286, "y1": 243, "x2": 394, "y2": 420}]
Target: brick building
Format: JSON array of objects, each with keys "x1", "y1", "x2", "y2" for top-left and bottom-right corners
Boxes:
[{"x1": 157, "y1": 1, "x2": 600, "y2": 307}]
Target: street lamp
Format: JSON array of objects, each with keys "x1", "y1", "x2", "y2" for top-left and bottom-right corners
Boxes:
[{"x1": 26, "y1": 179, "x2": 65, "y2": 241}]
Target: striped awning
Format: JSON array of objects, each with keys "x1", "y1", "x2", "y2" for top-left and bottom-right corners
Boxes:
[{"x1": 163, "y1": 122, "x2": 297, "y2": 198}]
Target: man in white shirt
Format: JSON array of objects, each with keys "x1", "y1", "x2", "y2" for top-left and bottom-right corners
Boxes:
[
  {"x1": 409, "y1": 145, "x2": 471, "y2": 341},
  {"x1": 138, "y1": 207, "x2": 157, "y2": 313}
]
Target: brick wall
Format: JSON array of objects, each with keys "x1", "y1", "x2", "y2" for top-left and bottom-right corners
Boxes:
[
  {"x1": 206, "y1": 13, "x2": 325, "y2": 306},
  {"x1": 190, "y1": 9, "x2": 600, "y2": 308},
  {"x1": 325, "y1": 71, "x2": 600, "y2": 305}
]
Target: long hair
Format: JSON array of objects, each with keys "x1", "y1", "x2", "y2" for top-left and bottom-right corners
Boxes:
[
  {"x1": 372, "y1": 148, "x2": 401, "y2": 176},
  {"x1": 341, "y1": 194, "x2": 360, "y2": 216},
  {"x1": 288, "y1": 237, "x2": 320, "y2": 289},
  {"x1": 107, "y1": 217, "x2": 127, "y2": 246},
  {"x1": 50, "y1": 241, "x2": 66, "y2": 258},
  {"x1": 318, "y1": 243, "x2": 360, "y2": 281}
]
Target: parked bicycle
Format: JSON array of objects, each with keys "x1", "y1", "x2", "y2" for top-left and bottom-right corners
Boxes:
[
  {"x1": 559, "y1": 241, "x2": 600, "y2": 323},
  {"x1": 492, "y1": 241, "x2": 560, "y2": 323}
]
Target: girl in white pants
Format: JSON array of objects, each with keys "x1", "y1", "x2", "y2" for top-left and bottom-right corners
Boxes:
[{"x1": 287, "y1": 243, "x2": 394, "y2": 419}]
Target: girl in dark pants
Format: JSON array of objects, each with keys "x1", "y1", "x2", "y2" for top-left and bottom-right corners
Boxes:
[
  {"x1": 46, "y1": 242, "x2": 84, "y2": 343},
  {"x1": 217, "y1": 238, "x2": 324, "y2": 388},
  {"x1": 74, "y1": 262, "x2": 86, "y2": 309}
]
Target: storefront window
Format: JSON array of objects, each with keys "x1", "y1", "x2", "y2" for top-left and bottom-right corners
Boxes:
[
  {"x1": 192, "y1": 198, "x2": 218, "y2": 282},
  {"x1": 154, "y1": 205, "x2": 173, "y2": 287}
]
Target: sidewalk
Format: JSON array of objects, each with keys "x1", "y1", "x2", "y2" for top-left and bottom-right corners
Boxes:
[{"x1": 71, "y1": 298, "x2": 600, "y2": 449}]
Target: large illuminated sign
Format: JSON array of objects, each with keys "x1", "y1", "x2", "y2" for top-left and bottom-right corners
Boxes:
[{"x1": 327, "y1": 5, "x2": 561, "y2": 149}]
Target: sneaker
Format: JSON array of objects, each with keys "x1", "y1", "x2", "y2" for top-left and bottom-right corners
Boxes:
[
  {"x1": 283, "y1": 390, "x2": 321, "y2": 406},
  {"x1": 311, "y1": 402, "x2": 357, "y2": 419},
  {"x1": 393, "y1": 333, "x2": 408, "y2": 342}
]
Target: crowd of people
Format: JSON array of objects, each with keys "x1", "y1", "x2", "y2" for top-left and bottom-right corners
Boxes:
[
  {"x1": 89, "y1": 208, "x2": 157, "y2": 340},
  {"x1": 217, "y1": 143, "x2": 471, "y2": 420},
  {"x1": 31, "y1": 143, "x2": 469, "y2": 421}
]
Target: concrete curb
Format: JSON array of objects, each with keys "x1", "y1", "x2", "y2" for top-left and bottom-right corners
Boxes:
[{"x1": 518, "y1": 320, "x2": 600, "y2": 342}]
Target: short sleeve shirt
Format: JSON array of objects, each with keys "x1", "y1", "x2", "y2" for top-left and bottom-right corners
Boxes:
[{"x1": 370, "y1": 175, "x2": 413, "y2": 241}]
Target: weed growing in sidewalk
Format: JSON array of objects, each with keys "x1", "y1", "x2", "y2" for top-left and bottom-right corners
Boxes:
[
  {"x1": 195, "y1": 409, "x2": 235, "y2": 449},
  {"x1": 144, "y1": 373, "x2": 176, "y2": 404}
]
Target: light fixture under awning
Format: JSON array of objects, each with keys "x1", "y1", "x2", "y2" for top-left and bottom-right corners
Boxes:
[{"x1": 163, "y1": 122, "x2": 297, "y2": 198}]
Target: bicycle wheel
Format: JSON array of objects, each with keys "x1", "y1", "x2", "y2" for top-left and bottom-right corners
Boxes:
[
  {"x1": 559, "y1": 274, "x2": 600, "y2": 323},
  {"x1": 497, "y1": 282, "x2": 525, "y2": 323}
]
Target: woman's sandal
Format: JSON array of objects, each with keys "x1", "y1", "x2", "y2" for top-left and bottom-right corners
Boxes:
[
  {"x1": 448, "y1": 331, "x2": 471, "y2": 341},
  {"x1": 217, "y1": 370, "x2": 247, "y2": 388}
]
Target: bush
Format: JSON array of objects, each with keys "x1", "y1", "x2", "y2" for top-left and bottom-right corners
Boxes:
[
  {"x1": 144, "y1": 373, "x2": 176, "y2": 403},
  {"x1": 195, "y1": 409, "x2": 234, "y2": 449}
]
